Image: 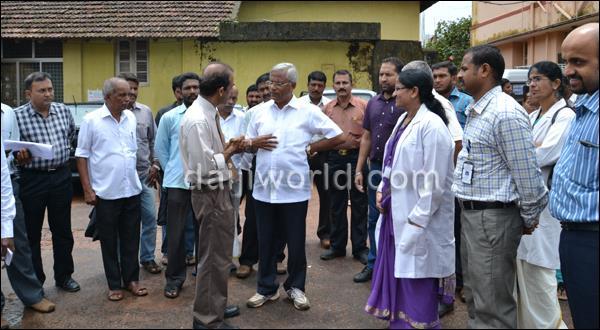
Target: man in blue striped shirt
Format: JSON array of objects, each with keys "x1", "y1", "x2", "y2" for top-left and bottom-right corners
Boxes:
[{"x1": 549, "y1": 23, "x2": 599, "y2": 329}]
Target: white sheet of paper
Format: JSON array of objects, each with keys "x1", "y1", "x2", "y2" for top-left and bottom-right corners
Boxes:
[{"x1": 3, "y1": 140, "x2": 54, "y2": 160}]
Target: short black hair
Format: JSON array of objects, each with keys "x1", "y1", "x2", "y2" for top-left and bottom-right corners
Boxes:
[
  {"x1": 431, "y1": 61, "x2": 458, "y2": 76},
  {"x1": 171, "y1": 74, "x2": 182, "y2": 92},
  {"x1": 465, "y1": 45, "x2": 505, "y2": 84},
  {"x1": 382, "y1": 57, "x2": 404, "y2": 74},
  {"x1": 24, "y1": 72, "x2": 52, "y2": 91},
  {"x1": 199, "y1": 62, "x2": 233, "y2": 97},
  {"x1": 307, "y1": 71, "x2": 327, "y2": 84},
  {"x1": 333, "y1": 69, "x2": 353, "y2": 83},
  {"x1": 246, "y1": 84, "x2": 258, "y2": 95},
  {"x1": 501, "y1": 78, "x2": 511, "y2": 87},
  {"x1": 179, "y1": 72, "x2": 201, "y2": 87},
  {"x1": 256, "y1": 73, "x2": 270, "y2": 86},
  {"x1": 117, "y1": 72, "x2": 139, "y2": 85}
]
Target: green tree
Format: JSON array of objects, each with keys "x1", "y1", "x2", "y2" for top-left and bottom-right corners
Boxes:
[{"x1": 425, "y1": 17, "x2": 471, "y2": 66}]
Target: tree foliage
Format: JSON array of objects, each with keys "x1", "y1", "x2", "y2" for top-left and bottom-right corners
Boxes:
[{"x1": 425, "y1": 17, "x2": 471, "y2": 66}]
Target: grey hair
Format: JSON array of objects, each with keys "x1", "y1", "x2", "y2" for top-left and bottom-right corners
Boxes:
[
  {"x1": 102, "y1": 77, "x2": 128, "y2": 98},
  {"x1": 271, "y1": 63, "x2": 298, "y2": 84},
  {"x1": 403, "y1": 60, "x2": 433, "y2": 79}
]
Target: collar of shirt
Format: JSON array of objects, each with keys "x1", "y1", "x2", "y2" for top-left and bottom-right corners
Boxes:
[
  {"x1": 271, "y1": 96, "x2": 301, "y2": 111},
  {"x1": 375, "y1": 93, "x2": 394, "y2": 103},
  {"x1": 575, "y1": 89, "x2": 599, "y2": 115},
  {"x1": 220, "y1": 108, "x2": 244, "y2": 123},
  {"x1": 449, "y1": 86, "x2": 462, "y2": 100},
  {"x1": 330, "y1": 95, "x2": 362, "y2": 109},
  {"x1": 99, "y1": 104, "x2": 131, "y2": 123},
  {"x1": 194, "y1": 95, "x2": 218, "y2": 116},
  {"x1": 26, "y1": 102, "x2": 57, "y2": 117},
  {"x1": 466, "y1": 86, "x2": 501, "y2": 116},
  {"x1": 175, "y1": 103, "x2": 188, "y2": 114}
]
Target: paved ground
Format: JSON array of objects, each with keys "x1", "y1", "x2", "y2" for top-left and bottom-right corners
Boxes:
[{"x1": 2, "y1": 188, "x2": 573, "y2": 329}]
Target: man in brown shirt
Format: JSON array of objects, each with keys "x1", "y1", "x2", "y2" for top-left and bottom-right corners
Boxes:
[{"x1": 320, "y1": 70, "x2": 369, "y2": 265}]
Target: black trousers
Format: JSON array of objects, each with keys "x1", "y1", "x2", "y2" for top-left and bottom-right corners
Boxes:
[
  {"x1": 96, "y1": 195, "x2": 141, "y2": 290},
  {"x1": 18, "y1": 166, "x2": 74, "y2": 285},
  {"x1": 6, "y1": 177, "x2": 44, "y2": 307},
  {"x1": 560, "y1": 228, "x2": 599, "y2": 329},
  {"x1": 239, "y1": 168, "x2": 285, "y2": 267},
  {"x1": 165, "y1": 188, "x2": 192, "y2": 287},
  {"x1": 309, "y1": 152, "x2": 331, "y2": 240},
  {"x1": 327, "y1": 151, "x2": 368, "y2": 256},
  {"x1": 255, "y1": 200, "x2": 308, "y2": 295}
]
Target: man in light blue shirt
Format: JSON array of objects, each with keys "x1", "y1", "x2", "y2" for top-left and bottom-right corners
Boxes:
[
  {"x1": 154, "y1": 72, "x2": 201, "y2": 299},
  {"x1": 549, "y1": 23, "x2": 599, "y2": 329},
  {"x1": 432, "y1": 61, "x2": 473, "y2": 128}
]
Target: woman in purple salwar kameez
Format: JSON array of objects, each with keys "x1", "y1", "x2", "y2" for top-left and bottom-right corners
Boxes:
[{"x1": 365, "y1": 69, "x2": 456, "y2": 329}]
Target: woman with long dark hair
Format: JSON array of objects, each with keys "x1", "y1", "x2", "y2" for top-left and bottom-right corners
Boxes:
[
  {"x1": 516, "y1": 61, "x2": 574, "y2": 329},
  {"x1": 365, "y1": 69, "x2": 455, "y2": 329}
]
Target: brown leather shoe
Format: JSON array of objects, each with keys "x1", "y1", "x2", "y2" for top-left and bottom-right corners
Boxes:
[
  {"x1": 276, "y1": 262, "x2": 287, "y2": 275},
  {"x1": 236, "y1": 265, "x2": 252, "y2": 279},
  {"x1": 29, "y1": 298, "x2": 56, "y2": 313},
  {"x1": 320, "y1": 239, "x2": 331, "y2": 250}
]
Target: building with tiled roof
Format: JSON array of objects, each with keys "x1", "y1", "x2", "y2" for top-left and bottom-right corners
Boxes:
[{"x1": 1, "y1": 1, "x2": 433, "y2": 111}]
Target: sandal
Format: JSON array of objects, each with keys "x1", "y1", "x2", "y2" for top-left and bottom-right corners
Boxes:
[
  {"x1": 164, "y1": 283, "x2": 181, "y2": 299},
  {"x1": 108, "y1": 290, "x2": 124, "y2": 301},
  {"x1": 127, "y1": 282, "x2": 148, "y2": 297}
]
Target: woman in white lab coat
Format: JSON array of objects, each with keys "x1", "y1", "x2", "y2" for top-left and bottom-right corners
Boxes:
[
  {"x1": 516, "y1": 61, "x2": 574, "y2": 329},
  {"x1": 365, "y1": 69, "x2": 455, "y2": 329}
]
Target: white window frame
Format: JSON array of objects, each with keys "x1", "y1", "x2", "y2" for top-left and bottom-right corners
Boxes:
[{"x1": 116, "y1": 39, "x2": 149, "y2": 85}]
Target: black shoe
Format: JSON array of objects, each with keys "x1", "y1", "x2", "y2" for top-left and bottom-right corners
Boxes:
[
  {"x1": 353, "y1": 266, "x2": 373, "y2": 283},
  {"x1": 193, "y1": 320, "x2": 239, "y2": 329},
  {"x1": 320, "y1": 249, "x2": 346, "y2": 261},
  {"x1": 353, "y1": 251, "x2": 369, "y2": 265},
  {"x1": 224, "y1": 305, "x2": 240, "y2": 318},
  {"x1": 56, "y1": 278, "x2": 81, "y2": 293},
  {"x1": 438, "y1": 302, "x2": 454, "y2": 318}
]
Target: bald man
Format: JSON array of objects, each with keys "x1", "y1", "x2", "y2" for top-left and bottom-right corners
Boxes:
[{"x1": 549, "y1": 23, "x2": 599, "y2": 329}]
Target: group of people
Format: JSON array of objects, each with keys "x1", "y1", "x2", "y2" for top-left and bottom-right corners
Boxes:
[{"x1": 1, "y1": 23, "x2": 598, "y2": 330}]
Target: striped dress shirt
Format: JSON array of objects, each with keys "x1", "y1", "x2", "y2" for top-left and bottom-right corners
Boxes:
[
  {"x1": 452, "y1": 86, "x2": 548, "y2": 227},
  {"x1": 549, "y1": 90, "x2": 599, "y2": 222},
  {"x1": 14, "y1": 102, "x2": 75, "y2": 170}
]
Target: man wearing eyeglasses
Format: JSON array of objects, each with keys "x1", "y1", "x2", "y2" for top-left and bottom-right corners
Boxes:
[{"x1": 245, "y1": 63, "x2": 344, "y2": 311}]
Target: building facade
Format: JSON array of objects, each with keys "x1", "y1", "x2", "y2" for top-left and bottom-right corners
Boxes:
[
  {"x1": 471, "y1": 1, "x2": 599, "y2": 69},
  {"x1": 1, "y1": 1, "x2": 433, "y2": 111}
]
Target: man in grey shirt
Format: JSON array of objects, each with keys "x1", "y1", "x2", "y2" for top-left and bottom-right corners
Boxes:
[{"x1": 119, "y1": 73, "x2": 162, "y2": 275}]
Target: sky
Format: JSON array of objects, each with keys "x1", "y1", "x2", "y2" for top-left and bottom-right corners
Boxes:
[{"x1": 420, "y1": 1, "x2": 472, "y2": 42}]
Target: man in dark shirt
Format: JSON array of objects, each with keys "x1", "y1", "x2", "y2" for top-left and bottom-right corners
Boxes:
[{"x1": 354, "y1": 57, "x2": 404, "y2": 283}]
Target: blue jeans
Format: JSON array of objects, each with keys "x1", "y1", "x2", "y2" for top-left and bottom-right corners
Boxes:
[
  {"x1": 161, "y1": 209, "x2": 196, "y2": 257},
  {"x1": 139, "y1": 174, "x2": 158, "y2": 263},
  {"x1": 366, "y1": 161, "x2": 382, "y2": 270}
]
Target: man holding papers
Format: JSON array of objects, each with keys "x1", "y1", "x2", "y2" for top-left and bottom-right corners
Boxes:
[{"x1": 13, "y1": 72, "x2": 80, "y2": 293}]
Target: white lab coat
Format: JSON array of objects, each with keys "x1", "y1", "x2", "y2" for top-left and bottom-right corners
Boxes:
[
  {"x1": 517, "y1": 98, "x2": 575, "y2": 270},
  {"x1": 376, "y1": 104, "x2": 455, "y2": 279}
]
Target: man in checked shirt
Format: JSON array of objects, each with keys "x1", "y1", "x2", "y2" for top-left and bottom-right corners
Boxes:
[
  {"x1": 452, "y1": 46, "x2": 548, "y2": 328},
  {"x1": 13, "y1": 72, "x2": 80, "y2": 293}
]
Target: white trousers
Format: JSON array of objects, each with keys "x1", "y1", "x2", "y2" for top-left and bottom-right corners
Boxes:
[{"x1": 516, "y1": 259, "x2": 568, "y2": 329}]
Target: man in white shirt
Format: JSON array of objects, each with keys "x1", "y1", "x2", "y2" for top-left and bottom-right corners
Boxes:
[
  {"x1": 76, "y1": 77, "x2": 147, "y2": 302},
  {"x1": 1, "y1": 105, "x2": 56, "y2": 313},
  {"x1": 298, "y1": 71, "x2": 333, "y2": 249},
  {"x1": 245, "y1": 63, "x2": 344, "y2": 312},
  {"x1": 1, "y1": 140, "x2": 16, "y2": 329}
]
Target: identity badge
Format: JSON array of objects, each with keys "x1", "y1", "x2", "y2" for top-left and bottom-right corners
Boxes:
[{"x1": 461, "y1": 162, "x2": 474, "y2": 184}]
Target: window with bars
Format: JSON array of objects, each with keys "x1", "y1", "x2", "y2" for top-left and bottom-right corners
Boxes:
[
  {"x1": 117, "y1": 40, "x2": 148, "y2": 83},
  {"x1": 1, "y1": 39, "x2": 63, "y2": 107}
]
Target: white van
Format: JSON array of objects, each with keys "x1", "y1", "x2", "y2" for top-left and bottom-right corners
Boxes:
[{"x1": 503, "y1": 69, "x2": 529, "y2": 101}]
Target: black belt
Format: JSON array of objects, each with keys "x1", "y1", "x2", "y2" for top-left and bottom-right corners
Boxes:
[
  {"x1": 334, "y1": 149, "x2": 359, "y2": 156},
  {"x1": 561, "y1": 222, "x2": 599, "y2": 232},
  {"x1": 458, "y1": 199, "x2": 516, "y2": 210},
  {"x1": 21, "y1": 164, "x2": 68, "y2": 173}
]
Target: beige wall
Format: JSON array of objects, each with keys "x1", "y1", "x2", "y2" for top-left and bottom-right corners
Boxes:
[
  {"x1": 495, "y1": 31, "x2": 569, "y2": 68},
  {"x1": 237, "y1": 1, "x2": 421, "y2": 41},
  {"x1": 472, "y1": 1, "x2": 599, "y2": 45}
]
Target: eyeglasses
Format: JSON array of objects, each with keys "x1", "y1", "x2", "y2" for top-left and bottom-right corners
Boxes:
[
  {"x1": 266, "y1": 81, "x2": 290, "y2": 87},
  {"x1": 526, "y1": 76, "x2": 550, "y2": 86}
]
